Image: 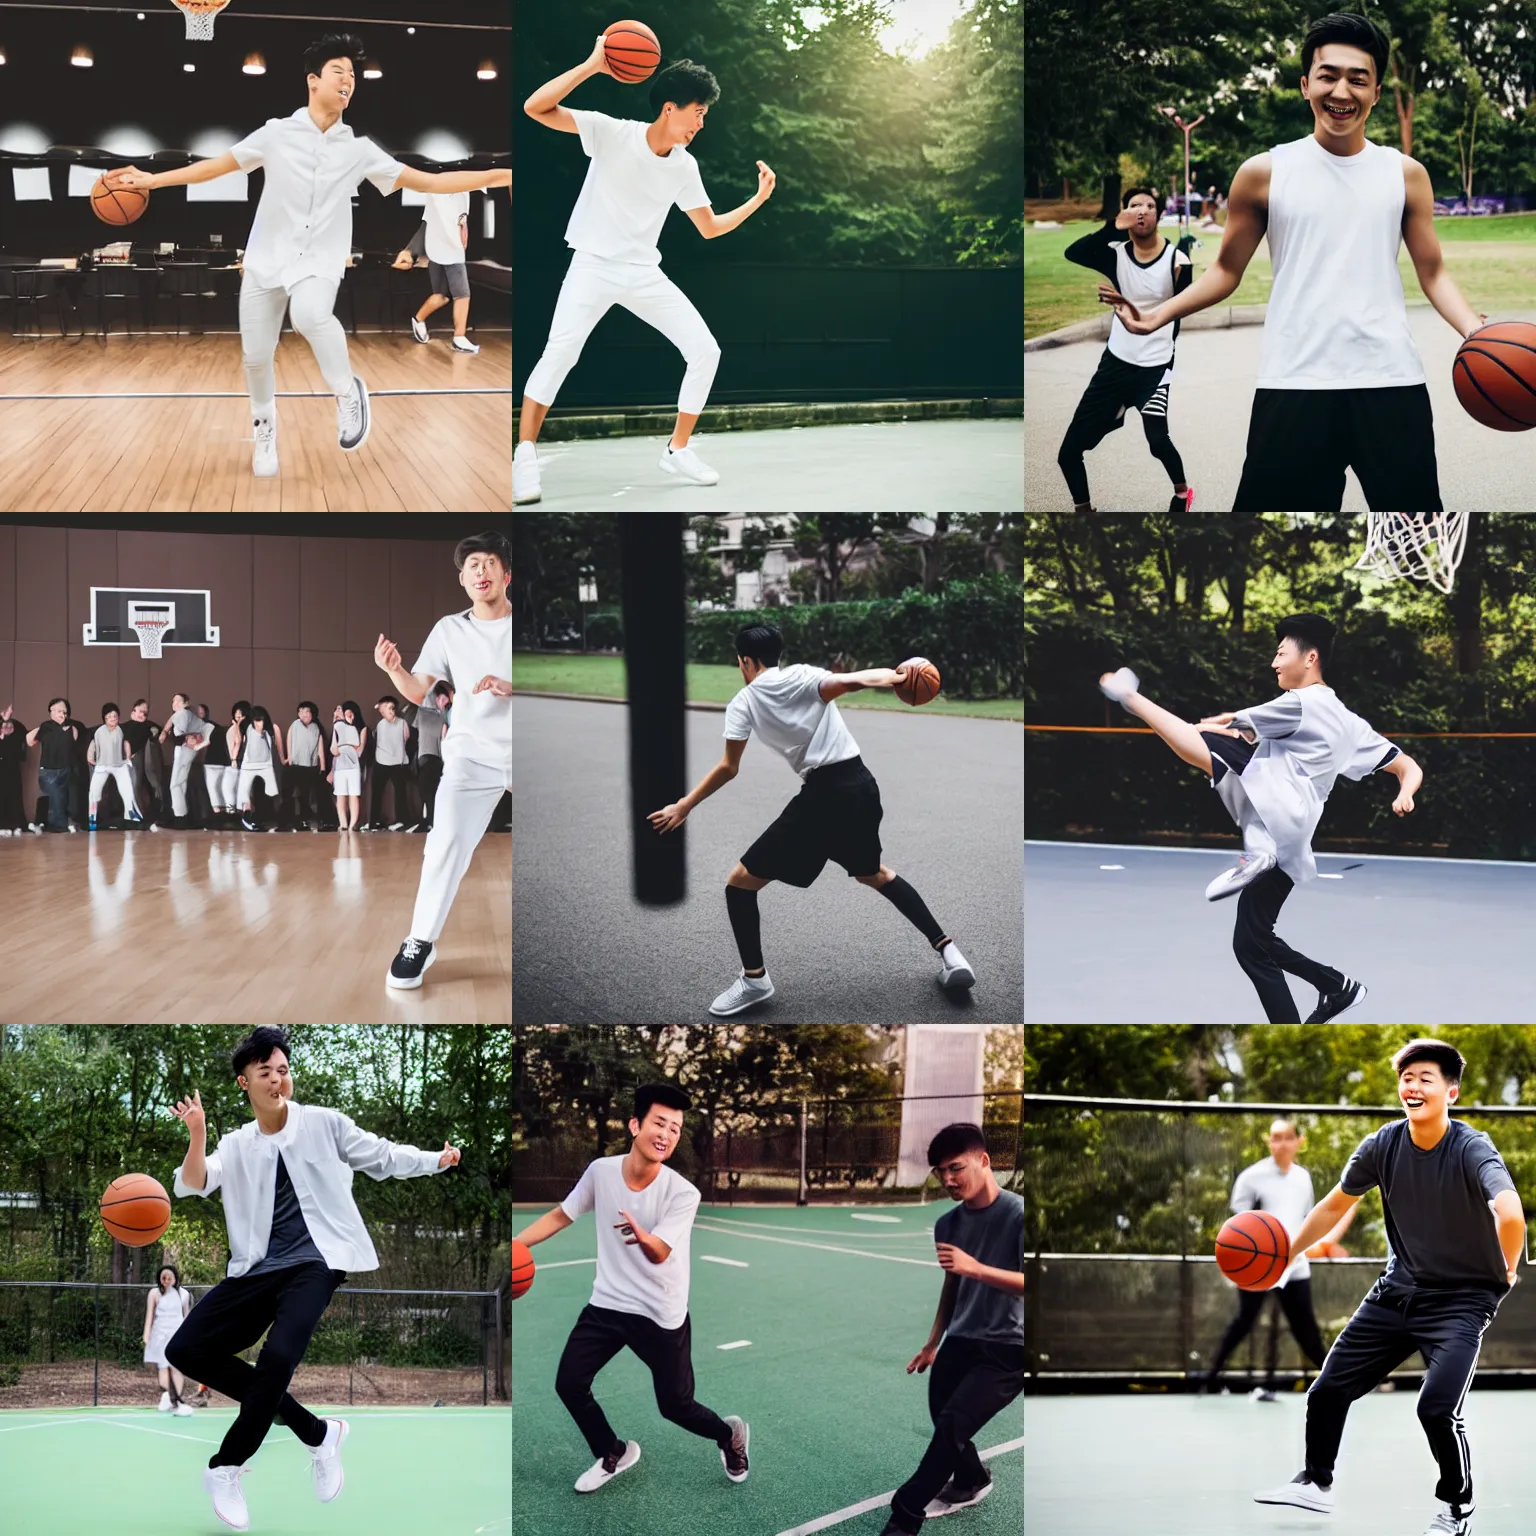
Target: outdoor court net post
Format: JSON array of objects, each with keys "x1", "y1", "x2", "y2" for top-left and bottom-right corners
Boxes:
[
  {"x1": 798, "y1": 1100, "x2": 809, "y2": 1207},
  {"x1": 619, "y1": 514, "x2": 687, "y2": 906}
]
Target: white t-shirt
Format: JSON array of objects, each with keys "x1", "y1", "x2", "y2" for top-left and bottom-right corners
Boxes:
[
  {"x1": 1106, "y1": 237, "x2": 1192, "y2": 368},
  {"x1": 231, "y1": 108, "x2": 405, "y2": 289},
  {"x1": 723, "y1": 664, "x2": 861, "y2": 779},
  {"x1": 564, "y1": 110, "x2": 710, "y2": 266},
  {"x1": 422, "y1": 190, "x2": 470, "y2": 267},
  {"x1": 412, "y1": 610, "x2": 511, "y2": 774},
  {"x1": 561, "y1": 1156, "x2": 701, "y2": 1329},
  {"x1": 1230, "y1": 1156, "x2": 1317, "y2": 1289}
]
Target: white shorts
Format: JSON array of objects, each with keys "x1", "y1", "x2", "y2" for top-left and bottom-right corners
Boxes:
[
  {"x1": 333, "y1": 765, "x2": 361, "y2": 796},
  {"x1": 238, "y1": 764, "x2": 278, "y2": 802}
]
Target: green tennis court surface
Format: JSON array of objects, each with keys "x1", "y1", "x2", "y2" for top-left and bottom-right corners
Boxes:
[
  {"x1": 0, "y1": 1405, "x2": 510, "y2": 1535},
  {"x1": 511, "y1": 1203, "x2": 1023, "y2": 1535}
]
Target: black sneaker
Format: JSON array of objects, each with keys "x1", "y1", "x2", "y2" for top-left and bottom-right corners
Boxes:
[
  {"x1": 386, "y1": 938, "x2": 436, "y2": 989},
  {"x1": 720, "y1": 1416, "x2": 749, "y2": 1484},
  {"x1": 926, "y1": 1474, "x2": 993, "y2": 1517},
  {"x1": 1306, "y1": 977, "x2": 1367, "y2": 1023}
]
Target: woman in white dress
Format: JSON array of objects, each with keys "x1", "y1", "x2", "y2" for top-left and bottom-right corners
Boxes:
[{"x1": 143, "y1": 1264, "x2": 194, "y2": 1415}]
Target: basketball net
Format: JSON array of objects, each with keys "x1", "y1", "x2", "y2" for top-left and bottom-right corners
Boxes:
[
  {"x1": 1354, "y1": 512, "x2": 1470, "y2": 595},
  {"x1": 132, "y1": 619, "x2": 168, "y2": 659},
  {"x1": 171, "y1": 0, "x2": 230, "y2": 41}
]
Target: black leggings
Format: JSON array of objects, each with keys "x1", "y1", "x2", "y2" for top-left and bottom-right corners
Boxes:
[
  {"x1": 1233, "y1": 868, "x2": 1346, "y2": 1023},
  {"x1": 165, "y1": 1261, "x2": 345, "y2": 1468},
  {"x1": 1205, "y1": 1275, "x2": 1328, "y2": 1386}
]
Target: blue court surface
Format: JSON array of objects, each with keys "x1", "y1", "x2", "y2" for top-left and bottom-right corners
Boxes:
[{"x1": 1024, "y1": 841, "x2": 1536, "y2": 1023}]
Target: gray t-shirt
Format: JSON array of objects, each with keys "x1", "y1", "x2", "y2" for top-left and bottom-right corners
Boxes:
[
  {"x1": 171, "y1": 707, "x2": 213, "y2": 743},
  {"x1": 243, "y1": 729, "x2": 273, "y2": 768},
  {"x1": 92, "y1": 725, "x2": 127, "y2": 768},
  {"x1": 1341, "y1": 1118, "x2": 1515, "y2": 1295},
  {"x1": 414, "y1": 704, "x2": 447, "y2": 759},
  {"x1": 934, "y1": 1187, "x2": 1024, "y2": 1344},
  {"x1": 288, "y1": 719, "x2": 322, "y2": 768},
  {"x1": 375, "y1": 716, "x2": 408, "y2": 766}
]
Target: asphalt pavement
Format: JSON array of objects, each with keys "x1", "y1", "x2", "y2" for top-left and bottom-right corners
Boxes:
[{"x1": 514, "y1": 695, "x2": 1023, "y2": 1023}]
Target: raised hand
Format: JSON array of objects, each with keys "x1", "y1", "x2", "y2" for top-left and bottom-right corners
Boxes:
[
  {"x1": 375, "y1": 634, "x2": 402, "y2": 673},
  {"x1": 438, "y1": 1142, "x2": 461, "y2": 1169},
  {"x1": 756, "y1": 161, "x2": 776, "y2": 201},
  {"x1": 170, "y1": 1088, "x2": 206, "y2": 1139}
]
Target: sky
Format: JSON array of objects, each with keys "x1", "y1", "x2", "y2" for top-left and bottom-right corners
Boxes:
[{"x1": 800, "y1": 0, "x2": 975, "y2": 59}]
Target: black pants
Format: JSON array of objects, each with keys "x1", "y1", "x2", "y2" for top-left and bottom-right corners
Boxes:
[
  {"x1": 417, "y1": 755, "x2": 443, "y2": 828},
  {"x1": 555, "y1": 1303, "x2": 732, "y2": 1460},
  {"x1": 1305, "y1": 1283, "x2": 1501, "y2": 1505},
  {"x1": 1057, "y1": 348, "x2": 1186, "y2": 507},
  {"x1": 1234, "y1": 868, "x2": 1346, "y2": 1023},
  {"x1": 889, "y1": 1337, "x2": 1024, "y2": 1533},
  {"x1": 281, "y1": 764, "x2": 327, "y2": 826},
  {"x1": 0, "y1": 765, "x2": 24, "y2": 830},
  {"x1": 1206, "y1": 1276, "x2": 1327, "y2": 1386},
  {"x1": 370, "y1": 763, "x2": 412, "y2": 826},
  {"x1": 165, "y1": 1260, "x2": 346, "y2": 1469}
]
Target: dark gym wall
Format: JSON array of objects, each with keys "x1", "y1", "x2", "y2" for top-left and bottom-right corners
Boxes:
[{"x1": 0, "y1": 524, "x2": 469, "y2": 748}]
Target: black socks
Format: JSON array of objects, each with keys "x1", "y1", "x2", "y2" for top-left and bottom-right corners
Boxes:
[
  {"x1": 876, "y1": 875, "x2": 946, "y2": 948},
  {"x1": 725, "y1": 884, "x2": 764, "y2": 971}
]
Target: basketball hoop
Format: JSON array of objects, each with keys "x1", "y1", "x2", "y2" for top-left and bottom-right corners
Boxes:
[
  {"x1": 171, "y1": 0, "x2": 231, "y2": 41},
  {"x1": 131, "y1": 619, "x2": 169, "y2": 659},
  {"x1": 1354, "y1": 512, "x2": 1470, "y2": 595}
]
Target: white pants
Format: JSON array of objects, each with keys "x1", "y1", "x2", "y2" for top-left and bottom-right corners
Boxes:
[
  {"x1": 88, "y1": 763, "x2": 137, "y2": 812},
  {"x1": 238, "y1": 764, "x2": 278, "y2": 805},
  {"x1": 239, "y1": 273, "x2": 353, "y2": 412},
  {"x1": 170, "y1": 745, "x2": 199, "y2": 816},
  {"x1": 206, "y1": 765, "x2": 236, "y2": 809},
  {"x1": 410, "y1": 754, "x2": 511, "y2": 943},
  {"x1": 523, "y1": 251, "x2": 720, "y2": 415}
]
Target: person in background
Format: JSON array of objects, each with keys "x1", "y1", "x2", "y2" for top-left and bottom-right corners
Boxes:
[
  {"x1": 25, "y1": 698, "x2": 79, "y2": 832},
  {"x1": 409, "y1": 191, "x2": 479, "y2": 353},
  {"x1": 283, "y1": 701, "x2": 329, "y2": 831},
  {"x1": 121, "y1": 700, "x2": 165, "y2": 824},
  {"x1": 87, "y1": 702, "x2": 145, "y2": 831},
  {"x1": 366, "y1": 695, "x2": 412, "y2": 830},
  {"x1": 0, "y1": 705, "x2": 27, "y2": 834},
  {"x1": 407, "y1": 683, "x2": 451, "y2": 832},
  {"x1": 144, "y1": 1263, "x2": 196, "y2": 1416}
]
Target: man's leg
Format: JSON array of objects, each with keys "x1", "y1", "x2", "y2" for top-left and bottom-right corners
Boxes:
[
  {"x1": 726, "y1": 861, "x2": 771, "y2": 977},
  {"x1": 1303, "y1": 1299, "x2": 1416, "y2": 1490},
  {"x1": 628, "y1": 1312, "x2": 733, "y2": 1448},
  {"x1": 617, "y1": 268, "x2": 720, "y2": 448},
  {"x1": 670, "y1": 409, "x2": 701, "y2": 452},
  {"x1": 169, "y1": 746, "x2": 192, "y2": 819},
  {"x1": 41, "y1": 768, "x2": 69, "y2": 829},
  {"x1": 287, "y1": 276, "x2": 355, "y2": 400},
  {"x1": 407, "y1": 756, "x2": 508, "y2": 943},
  {"x1": 554, "y1": 1306, "x2": 632, "y2": 1458},
  {"x1": 237, "y1": 274, "x2": 288, "y2": 428},
  {"x1": 519, "y1": 254, "x2": 619, "y2": 444},
  {"x1": 518, "y1": 396, "x2": 550, "y2": 445},
  {"x1": 1412, "y1": 1294, "x2": 1496, "y2": 1509},
  {"x1": 1233, "y1": 869, "x2": 1345, "y2": 1023},
  {"x1": 1113, "y1": 686, "x2": 1215, "y2": 775},
  {"x1": 415, "y1": 292, "x2": 450, "y2": 325},
  {"x1": 1201, "y1": 1288, "x2": 1269, "y2": 1383},
  {"x1": 451, "y1": 295, "x2": 471, "y2": 339}
]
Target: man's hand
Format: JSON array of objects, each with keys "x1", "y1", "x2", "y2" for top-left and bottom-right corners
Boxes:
[
  {"x1": 171, "y1": 1088, "x2": 206, "y2": 1139},
  {"x1": 106, "y1": 167, "x2": 156, "y2": 192},
  {"x1": 375, "y1": 634, "x2": 402, "y2": 673},
  {"x1": 1115, "y1": 209, "x2": 1154, "y2": 234},
  {"x1": 1097, "y1": 285, "x2": 1159, "y2": 334},
  {"x1": 472, "y1": 675, "x2": 513, "y2": 697},
  {"x1": 587, "y1": 33, "x2": 613, "y2": 75},
  {"x1": 1393, "y1": 790, "x2": 1416, "y2": 816},
  {"x1": 648, "y1": 802, "x2": 688, "y2": 834},
  {"x1": 756, "y1": 161, "x2": 776, "y2": 201},
  {"x1": 391, "y1": 251, "x2": 414, "y2": 271},
  {"x1": 615, "y1": 1209, "x2": 650, "y2": 1247},
  {"x1": 906, "y1": 1342, "x2": 940, "y2": 1375},
  {"x1": 1465, "y1": 313, "x2": 1490, "y2": 339},
  {"x1": 935, "y1": 1242, "x2": 981, "y2": 1279},
  {"x1": 438, "y1": 1142, "x2": 461, "y2": 1169}
]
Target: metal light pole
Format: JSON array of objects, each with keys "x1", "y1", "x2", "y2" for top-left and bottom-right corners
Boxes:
[
  {"x1": 578, "y1": 566, "x2": 597, "y2": 652},
  {"x1": 1159, "y1": 107, "x2": 1205, "y2": 243}
]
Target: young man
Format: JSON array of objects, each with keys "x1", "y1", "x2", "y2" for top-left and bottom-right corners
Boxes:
[
  {"x1": 121, "y1": 699, "x2": 165, "y2": 825},
  {"x1": 648, "y1": 623, "x2": 975, "y2": 1017},
  {"x1": 517, "y1": 45, "x2": 776, "y2": 502},
  {"x1": 25, "y1": 698, "x2": 79, "y2": 833},
  {"x1": 1100, "y1": 12, "x2": 1488, "y2": 512},
  {"x1": 0, "y1": 705, "x2": 25, "y2": 834},
  {"x1": 409, "y1": 190, "x2": 479, "y2": 352},
  {"x1": 1198, "y1": 1118, "x2": 1353, "y2": 1399},
  {"x1": 282, "y1": 701, "x2": 329, "y2": 831},
  {"x1": 1099, "y1": 612, "x2": 1423, "y2": 1023},
  {"x1": 373, "y1": 531, "x2": 511, "y2": 988},
  {"x1": 408, "y1": 683, "x2": 452, "y2": 832},
  {"x1": 1059, "y1": 186, "x2": 1195, "y2": 512},
  {"x1": 881, "y1": 1123, "x2": 1023, "y2": 1536},
  {"x1": 513, "y1": 1083, "x2": 749, "y2": 1496},
  {"x1": 1254, "y1": 1039, "x2": 1524, "y2": 1536},
  {"x1": 159, "y1": 693, "x2": 214, "y2": 828},
  {"x1": 86, "y1": 703, "x2": 145, "y2": 831},
  {"x1": 104, "y1": 35, "x2": 509, "y2": 478},
  {"x1": 169, "y1": 1026, "x2": 461, "y2": 1533},
  {"x1": 366, "y1": 695, "x2": 412, "y2": 831}
]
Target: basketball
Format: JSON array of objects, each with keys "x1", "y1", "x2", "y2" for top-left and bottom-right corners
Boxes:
[
  {"x1": 603, "y1": 19, "x2": 661, "y2": 83},
  {"x1": 91, "y1": 175, "x2": 149, "y2": 227},
  {"x1": 512, "y1": 1238, "x2": 535, "y2": 1300},
  {"x1": 99, "y1": 1173, "x2": 172, "y2": 1247},
  {"x1": 1214, "y1": 1210, "x2": 1290, "y2": 1291},
  {"x1": 894, "y1": 657, "x2": 941, "y2": 707},
  {"x1": 1453, "y1": 321, "x2": 1536, "y2": 432}
]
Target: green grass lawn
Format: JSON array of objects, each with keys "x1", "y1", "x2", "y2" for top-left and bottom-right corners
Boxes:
[
  {"x1": 1026, "y1": 214, "x2": 1536, "y2": 340},
  {"x1": 512, "y1": 652, "x2": 1024, "y2": 719}
]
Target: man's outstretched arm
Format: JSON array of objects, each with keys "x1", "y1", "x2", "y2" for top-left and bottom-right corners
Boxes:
[
  {"x1": 685, "y1": 163, "x2": 776, "y2": 240},
  {"x1": 1382, "y1": 751, "x2": 1422, "y2": 815},
  {"x1": 648, "y1": 737, "x2": 748, "y2": 832}
]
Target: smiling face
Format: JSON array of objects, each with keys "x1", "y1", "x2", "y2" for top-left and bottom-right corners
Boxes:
[
  {"x1": 1272, "y1": 635, "x2": 1319, "y2": 690},
  {"x1": 1302, "y1": 43, "x2": 1379, "y2": 142},
  {"x1": 299, "y1": 707, "x2": 314, "y2": 725},
  {"x1": 158, "y1": 1267, "x2": 177, "y2": 1291},
  {"x1": 628, "y1": 1103, "x2": 683, "y2": 1167},
  {"x1": 310, "y1": 56, "x2": 355, "y2": 114},
  {"x1": 1400, "y1": 1059, "x2": 1456, "y2": 1123},
  {"x1": 238, "y1": 1047, "x2": 291, "y2": 1110}
]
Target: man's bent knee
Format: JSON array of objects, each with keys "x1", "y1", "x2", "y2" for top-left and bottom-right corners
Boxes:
[
  {"x1": 856, "y1": 864, "x2": 896, "y2": 887},
  {"x1": 727, "y1": 862, "x2": 768, "y2": 890}
]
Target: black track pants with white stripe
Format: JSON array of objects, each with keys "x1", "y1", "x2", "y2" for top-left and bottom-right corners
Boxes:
[{"x1": 1304, "y1": 1285, "x2": 1501, "y2": 1504}]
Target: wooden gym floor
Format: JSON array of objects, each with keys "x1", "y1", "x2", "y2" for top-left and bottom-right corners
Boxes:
[
  {"x1": 1, "y1": 829, "x2": 511, "y2": 1024},
  {"x1": 0, "y1": 331, "x2": 512, "y2": 513}
]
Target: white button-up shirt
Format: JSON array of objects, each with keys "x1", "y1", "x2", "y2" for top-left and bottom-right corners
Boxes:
[
  {"x1": 173, "y1": 1099, "x2": 443, "y2": 1278},
  {"x1": 231, "y1": 108, "x2": 404, "y2": 290}
]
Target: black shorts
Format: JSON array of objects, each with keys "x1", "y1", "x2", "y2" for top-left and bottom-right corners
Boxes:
[
  {"x1": 740, "y1": 755, "x2": 883, "y2": 888},
  {"x1": 1201, "y1": 730, "x2": 1256, "y2": 786}
]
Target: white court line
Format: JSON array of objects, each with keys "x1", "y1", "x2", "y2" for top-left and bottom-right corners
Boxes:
[
  {"x1": 1026, "y1": 838, "x2": 1536, "y2": 872},
  {"x1": 716, "y1": 1341, "x2": 752, "y2": 1351},
  {"x1": 692, "y1": 1223, "x2": 938, "y2": 1267},
  {"x1": 701, "y1": 1255, "x2": 749, "y2": 1268},
  {"x1": 849, "y1": 1214, "x2": 903, "y2": 1224},
  {"x1": 525, "y1": 1257, "x2": 596, "y2": 1270},
  {"x1": 693, "y1": 1217, "x2": 932, "y2": 1240},
  {"x1": 774, "y1": 1436, "x2": 1024, "y2": 1535}
]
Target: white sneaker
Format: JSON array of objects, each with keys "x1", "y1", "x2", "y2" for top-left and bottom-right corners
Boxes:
[
  {"x1": 575, "y1": 1439, "x2": 641, "y2": 1494},
  {"x1": 336, "y1": 374, "x2": 371, "y2": 452},
  {"x1": 1097, "y1": 666, "x2": 1140, "y2": 705},
  {"x1": 659, "y1": 442, "x2": 720, "y2": 485},
  {"x1": 1423, "y1": 1500, "x2": 1473, "y2": 1535},
  {"x1": 451, "y1": 335, "x2": 480, "y2": 354},
  {"x1": 203, "y1": 1463, "x2": 251, "y2": 1531},
  {"x1": 514, "y1": 440, "x2": 541, "y2": 504},
  {"x1": 410, "y1": 316, "x2": 430, "y2": 343},
  {"x1": 252, "y1": 413, "x2": 278, "y2": 477},
  {"x1": 1205, "y1": 850, "x2": 1277, "y2": 901},
  {"x1": 174, "y1": 1401, "x2": 194, "y2": 1416},
  {"x1": 309, "y1": 1417, "x2": 349, "y2": 1503},
  {"x1": 1253, "y1": 1472, "x2": 1333, "y2": 1513},
  {"x1": 709, "y1": 970, "x2": 775, "y2": 1017},
  {"x1": 937, "y1": 941, "x2": 975, "y2": 990},
  {"x1": 157, "y1": 1390, "x2": 172, "y2": 1412}
]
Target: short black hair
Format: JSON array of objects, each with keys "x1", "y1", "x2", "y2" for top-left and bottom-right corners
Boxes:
[
  {"x1": 1301, "y1": 11, "x2": 1389, "y2": 85},
  {"x1": 248, "y1": 705, "x2": 271, "y2": 727},
  {"x1": 297, "y1": 700, "x2": 318, "y2": 715},
  {"x1": 1121, "y1": 185, "x2": 1164, "y2": 216},
  {"x1": 132, "y1": 698, "x2": 147, "y2": 711},
  {"x1": 927, "y1": 1122, "x2": 989, "y2": 1167},
  {"x1": 47, "y1": 696, "x2": 67, "y2": 711},
  {"x1": 102, "y1": 702, "x2": 119, "y2": 719},
  {"x1": 377, "y1": 695, "x2": 398, "y2": 708},
  {"x1": 303, "y1": 32, "x2": 364, "y2": 84},
  {"x1": 649, "y1": 58, "x2": 720, "y2": 115},
  {"x1": 454, "y1": 531, "x2": 511, "y2": 580},
  {"x1": 231, "y1": 1027, "x2": 291, "y2": 1082},
  {"x1": 231, "y1": 700, "x2": 251, "y2": 720},
  {"x1": 342, "y1": 699, "x2": 363, "y2": 724},
  {"x1": 433, "y1": 682, "x2": 453, "y2": 702},
  {"x1": 736, "y1": 623, "x2": 784, "y2": 668},
  {"x1": 1393, "y1": 1038, "x2": 1465, "y2": 1088},
  {"x1": 633, "y1": 1083, "x2": 691, "y2": 1125},
  {"x1": 1275, "y1": 613, "x2": 1334, "y2": 673}
]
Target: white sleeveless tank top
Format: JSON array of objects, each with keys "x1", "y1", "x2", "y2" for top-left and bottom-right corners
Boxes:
[{"x1": 1256, "y1": 136, "x2": 1424, "y2": 390}]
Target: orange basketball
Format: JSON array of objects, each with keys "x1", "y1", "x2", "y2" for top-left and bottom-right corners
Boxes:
[
  {"x1": 1214, "y1": 1210, "x2": 1290, "y2": 1291},
  {"x1": 100, "y1": 1173, "x2": 171, "y2": 1247},
  {"x1": 894, "y1": 657, "x2": 941, "y2": 707},
  {"x1": 512, "y1": 1239, "x2": 535, "y2": 1300},
  {"x1": 604, "y1": 19, "x2": 661, "y2": 83},
  {"x1": 91, "y1": 175, "x2": 149, "y2": 227},
  {"x1": 1453, "y1": 321, "x2": 1536, "y2": 431}
]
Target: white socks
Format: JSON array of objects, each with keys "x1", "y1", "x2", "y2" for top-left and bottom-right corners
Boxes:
[
  {"x1": 940, "y1": 941, "x2": 962, "y2": 966},
  {"x1": 252, "y1": 400, "x2": 275, "y2": 424}
]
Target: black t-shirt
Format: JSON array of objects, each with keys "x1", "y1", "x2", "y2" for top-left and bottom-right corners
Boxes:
[
  {"x1": 205, "y1": 723, "x2": 231, "y2": 768},
  {"x1": 120, "y1": 718, "x2": 153, "y2": 754},
  {"x1": 244, "y1": 1152, "x2": 327, "y2": 1276},
  {"x1": 0, "y1": 724, "x2": 25, "y2": 771},
  {"x1": 35, "y1": 719, "x2": 76, "y2": 771},
  {"x1": 1341, "y1": 1117, "x2": 1516, "y2": 1294}
]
